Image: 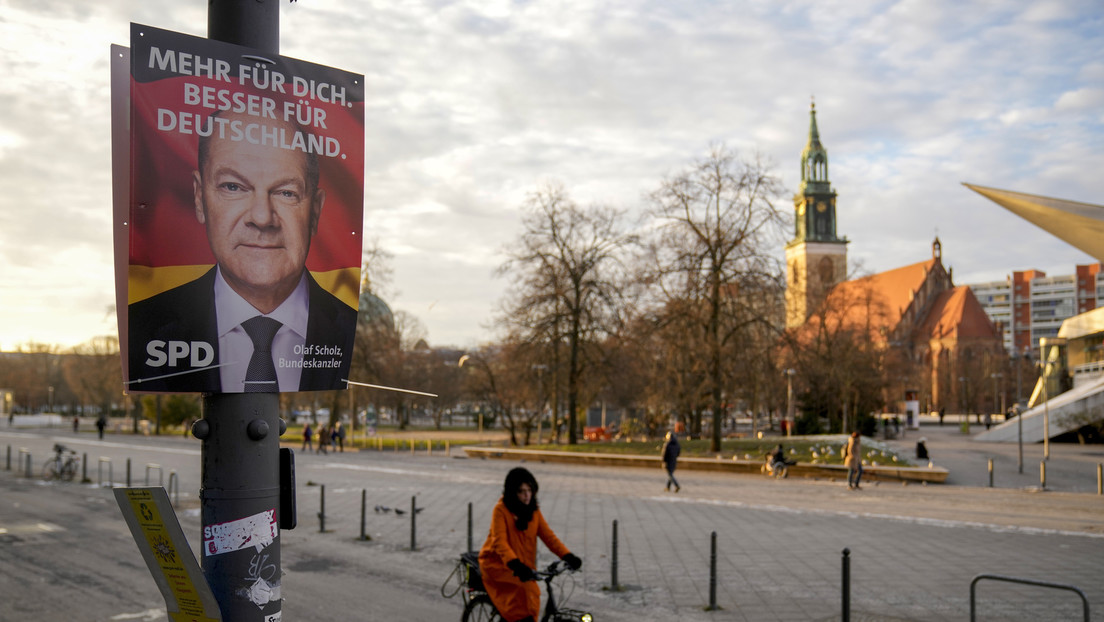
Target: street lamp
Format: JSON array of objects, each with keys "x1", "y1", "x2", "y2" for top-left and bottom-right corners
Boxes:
[
  {"x1": 1014, "y1": 350, "x2": 1025, "y2": 474},
  {"x1": 1038, "y1": 358, "x2": 1051, "y2": 461},
  {"x1": 532, "y1": 364, "x2": 547, "y2": 444},
  {"x1": 958, "y1": 376, "x2": 969, "y2": 426},
  {"x1": 785, "y1": 368, "x2": 795, "y2": 438},
  {"x1": 990, "y1": 372, "x2": 1004, "y2": 423},
  {"x1": 459, "y1": 354, "x2": 495, "y2": 436}
]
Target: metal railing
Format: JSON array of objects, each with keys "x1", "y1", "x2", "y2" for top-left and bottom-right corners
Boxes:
[{"x1": 970, "y1": 574, "x2": 1089, "y2": 622}]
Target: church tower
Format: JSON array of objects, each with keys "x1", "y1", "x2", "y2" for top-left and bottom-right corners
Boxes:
[{"x1": 785, "y1": 101, "x2": 849, "y2": 328}]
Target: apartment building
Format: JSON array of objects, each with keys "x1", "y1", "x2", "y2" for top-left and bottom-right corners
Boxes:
[{"x1": 968, "y1": 264, "x2": 1104, "y2": 353}]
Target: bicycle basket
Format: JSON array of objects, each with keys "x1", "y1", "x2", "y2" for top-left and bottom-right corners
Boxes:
[
  {"x1": 442, "y1": 551, "x2": 484, "y2": 599},
  {"x1": 461, "y1": 551, "x2": 484, "y2": 592}
]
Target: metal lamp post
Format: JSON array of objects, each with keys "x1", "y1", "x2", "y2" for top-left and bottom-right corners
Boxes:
[
  {"x1": 1015, "y1": 349, "x2": 1025, "y2": 473},
  {"x1": 1039, "y1": 358, "x2": 1050, "y2": 461},
  {"x1": 785, "y1": 368, "x2": 796, "y2": 438}
]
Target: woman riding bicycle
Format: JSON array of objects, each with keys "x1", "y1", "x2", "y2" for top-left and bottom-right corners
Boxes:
[{"x1": 478, "y1": 467, "x2": 582, "y2": 622}]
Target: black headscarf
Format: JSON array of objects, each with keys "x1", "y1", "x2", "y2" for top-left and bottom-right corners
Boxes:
[{"x1": 502, "y1": 467, "x2": 539, "y2": 531}]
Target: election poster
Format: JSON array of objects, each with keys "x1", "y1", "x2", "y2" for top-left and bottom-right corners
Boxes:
[{"x1": 119, "y1": 23, "x2": 364, "y2": 394}]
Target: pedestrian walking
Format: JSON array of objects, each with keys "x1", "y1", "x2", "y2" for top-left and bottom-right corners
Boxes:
[
  {"x1": 72, "y1": 416, "x2": 79, "y2": 434},
  {"x1": 95, "y1": 416, "x2": 106, "y2": 440},
  {"x1": 983, "y1": 412, "x2": 992, "y2": 430},
  {"x1": 302, "y1": 422, "x2": 313, "y2": 452},
  {"x1": 317, "y1": 424, "x2": 328, "y2": 454},
  {"x1": 938, "y1": 406, "x2": 945, "y2": 426},
  {"x1": 335, "y1": 421, "x2": 345, "y2": 452},
  {"x1": 843, "y1": 430, "x2": 863, "y2": 490},
  {"x1": 661, "y1": 431, "x2": 681, "y2": 492}
]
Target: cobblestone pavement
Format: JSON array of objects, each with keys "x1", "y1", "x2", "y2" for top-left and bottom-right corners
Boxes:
[{"x1": 2, "y1": 427, "x2": 1102, "y2": 621}]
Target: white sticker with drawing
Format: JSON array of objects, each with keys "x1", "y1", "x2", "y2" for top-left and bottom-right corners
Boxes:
[{"x1": 203, "y1": 509, "x2": 278, "y2": 556}]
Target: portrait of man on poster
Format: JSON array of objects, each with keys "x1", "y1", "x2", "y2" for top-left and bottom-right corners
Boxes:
[{"x1": 127, "y1": 111, "x2": 356, "y2": 393}]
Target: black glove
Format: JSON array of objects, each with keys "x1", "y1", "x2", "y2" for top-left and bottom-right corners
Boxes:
[
  {"x1": 507, "y1": 559, "x2": 536, "y2": 582},
  {"x1": 562, "y1": 553, "x2": 582, "y2": 571}
]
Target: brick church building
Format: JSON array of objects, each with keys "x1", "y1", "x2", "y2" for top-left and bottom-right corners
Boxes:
[{"x1": 785, "y1": 103, "x2": 1003, "y2": 414}]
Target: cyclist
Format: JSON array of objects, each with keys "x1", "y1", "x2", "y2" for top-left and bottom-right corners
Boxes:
[{"x1": 478, "y1": 467, "x2": 582, "y2": 622}]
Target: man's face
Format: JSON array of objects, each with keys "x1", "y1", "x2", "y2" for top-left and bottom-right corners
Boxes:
[{"x1": 194, "y1": 120, "x2": 324, "y2": 313}]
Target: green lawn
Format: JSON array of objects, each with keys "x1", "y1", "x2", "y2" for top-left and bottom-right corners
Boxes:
[{"x1": 526, "y1": 437, "x2": 914, "y2": 467}]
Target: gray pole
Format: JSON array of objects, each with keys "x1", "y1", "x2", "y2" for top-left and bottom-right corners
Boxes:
[{"x1": 197, "y1": 5, "x2": 283, "y2": 621}]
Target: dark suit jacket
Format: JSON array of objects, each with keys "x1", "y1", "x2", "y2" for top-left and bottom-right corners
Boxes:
[{"x1": 128, "y1": 267, "x2": 356, "y2": 393}]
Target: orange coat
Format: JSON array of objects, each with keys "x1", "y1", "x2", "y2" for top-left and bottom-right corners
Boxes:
[{"x1": 478, "y1": 498, "x2": 571, "y2": 622}]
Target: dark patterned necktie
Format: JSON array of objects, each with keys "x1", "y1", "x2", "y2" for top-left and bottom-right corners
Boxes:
[{"x1": 242, "y1": 316, "x2": 282, "y2": 392}]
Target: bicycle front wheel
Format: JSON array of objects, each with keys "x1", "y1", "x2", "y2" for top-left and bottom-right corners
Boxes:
[
  {"x1": 42, "y1": 460, "x2": 60, "y2": 480},
  {"x1": 461, "y1": 594, "x2": 502, "y2": 622}
]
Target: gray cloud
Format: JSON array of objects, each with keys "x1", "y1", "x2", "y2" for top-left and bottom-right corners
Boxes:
[{"x1": 0, "y1": 0, "x2": 1100, "y2": 350}]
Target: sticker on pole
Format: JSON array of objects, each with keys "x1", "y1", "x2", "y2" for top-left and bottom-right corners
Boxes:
[{"x1": 203, "y1": 509, "x2": 278, "y2": 556}]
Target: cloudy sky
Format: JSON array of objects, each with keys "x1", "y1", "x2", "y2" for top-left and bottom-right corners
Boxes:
[{"x1": 1, "y1": 0, "x2": 1101, "y2": 352}]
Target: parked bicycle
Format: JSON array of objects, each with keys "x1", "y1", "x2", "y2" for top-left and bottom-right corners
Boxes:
[
  {"x1": 444, "y1": 552, "x2": 593, "y2": 622},
  {"x1": 43, "y1": 444, "x2": 79, "y2": 481}
]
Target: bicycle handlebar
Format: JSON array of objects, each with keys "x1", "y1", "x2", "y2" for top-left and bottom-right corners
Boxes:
[{"x1": 535, "y1": 560, "x2": 577, "y2": 581}]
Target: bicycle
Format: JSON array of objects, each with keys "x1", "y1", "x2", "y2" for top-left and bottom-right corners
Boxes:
[
  {"x1": 43, "y1": 444, "x2": 79, "y2": 481},
  {"x1": 444, "y1": 552, "x2": 593, "y2": 622}
]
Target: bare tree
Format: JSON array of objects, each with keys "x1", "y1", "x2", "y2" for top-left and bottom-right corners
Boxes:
[
  {"x1": 644, "y1": 146, "x2": 787, "y2": 451},
  {"x1": 498, "y1": 183, "x2": 633, "y2": 444},
  {"x1": 63, "y1": 336, "x2": 122, "y2": 421}
]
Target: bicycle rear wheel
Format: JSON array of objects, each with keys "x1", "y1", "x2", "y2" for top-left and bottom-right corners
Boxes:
[
  {"x1": 42, "y1": 460, "x2": 60, "y2": 480},
  {"x1": 461, "y1": 594, "x2": 502, "y2": 622},
  {"x1": 61, "y1": 460, "x2": 78, "y2": 481}
]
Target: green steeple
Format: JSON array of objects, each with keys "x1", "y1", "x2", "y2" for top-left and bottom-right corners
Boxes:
[
  {"x1": 789, "y1": 99, "x2": 843, "y2": 245},
  {"x1": 800, "y1": 101, "x2": 830, "y2": 194}
]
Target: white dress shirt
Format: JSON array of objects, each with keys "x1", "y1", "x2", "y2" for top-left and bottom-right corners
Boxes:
[{"x1": 213, "y1": 267, "x2": 308, "y2": 392}]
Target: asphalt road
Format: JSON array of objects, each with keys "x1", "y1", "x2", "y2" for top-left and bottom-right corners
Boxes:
[{"x1": 2, "y1": 425, "x2": 1103, "y2": 621}]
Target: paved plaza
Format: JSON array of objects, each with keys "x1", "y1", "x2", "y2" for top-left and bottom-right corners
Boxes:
[{"x1": 2, "y1": 423, "x2": 1102, "y2": 621}]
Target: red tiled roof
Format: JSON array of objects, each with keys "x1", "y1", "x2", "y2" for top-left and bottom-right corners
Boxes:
[
  {"x1": 825, "y1": 259, "x2": 938, "y2": 334},
  {"x1": 915, "y1": 285, "x2": 1001, "y2": 341}
]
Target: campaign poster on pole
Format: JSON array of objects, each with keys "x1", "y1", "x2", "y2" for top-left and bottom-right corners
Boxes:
[{"x1": 121, "y1": 23, "x2": 364, "y2": 394}]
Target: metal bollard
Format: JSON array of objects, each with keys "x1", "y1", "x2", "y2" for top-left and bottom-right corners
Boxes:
[
  {"x1": 705, "y1": 531, "x2": 718, "y2": 611},
  {"x1": 410, "y1": 496, "x2": 417, "y2": 551},
  {"x1": 1097, "y1": 464, "x2": 1102, "y2": 496},
  {"x1": 126, "y1": 458, "x2": 131, "y2": 487},
  {"x1": 427, "y1": 440, "x2": 432, "y2": 456},
  {"x1": 360, "y1": 489, "x2": 368, "y2": 541},
  {"x1": 988, "y1": 459, "x2": 994, "y2": 488},
  {"x1": 1040, "y1": 461, "x2": 1046, "y2": 489},
  {"x1": 24, "y1": 452, "x2": 32, "y2": 478},
  {"x1": 467, "y1": 502, "x2": 473, "y2": 552},
  {"x1": 98, "y1": 457, "x2": 113, "y2": 487},
  {"x1": 6, "y1": 445, "x2": 10, "y2": 470},
  {"x1": 842, "y1": 548, "x2": 851, "y2": 622},
  {"x1": 82, "y1": 452, "x2": 88, "y2": 482},
  {"x1": 611, "y1": 519, "x2": 620, "y2": 591},
  {"x1": 145, "y1": 463, "x2": 163, "y2": 487},
  {"x1": 167, "y1": 471, "x2": 179, "y2": 507},
  {"x1": 446, "y1": 441, "x2": 451, "y2": 457},
  {"x1": 318, "y1": 485, "x2": 326, "y2": 533}
]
